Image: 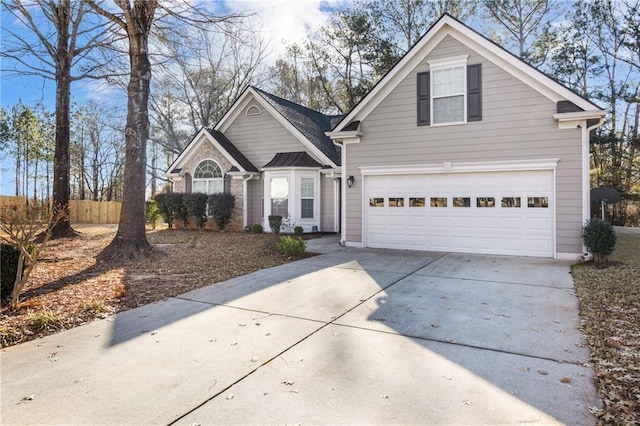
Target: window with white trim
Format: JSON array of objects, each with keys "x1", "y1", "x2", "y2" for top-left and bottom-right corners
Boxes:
[
  {"x1": 192, "y1": 160, "x2": 223, "y2": 194},
  {"x1": 432, "y1": 63, "x2": 466, "y2": 124},
  {"x1": 300, "y1": 177, "x2": 314, "y2": 219}
]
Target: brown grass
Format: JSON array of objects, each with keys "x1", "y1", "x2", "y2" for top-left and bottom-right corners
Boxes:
[
  {"x1": 572, "y1": 228, "x2": 640, "y2": 425},
  {"x1": 0, "y1": 225, "x2": 297, "y2": 347}
]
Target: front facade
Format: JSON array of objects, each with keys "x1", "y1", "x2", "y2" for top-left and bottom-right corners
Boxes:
[
  {"x1": 167, "y1": 15, "x2": 605, "y2": 259},
  {"x1": 327, "y1": 15, "x2": 605, "y2": 259},
  {"x1": 166, "y1": 87, "x2": 342, "y2": 233}
]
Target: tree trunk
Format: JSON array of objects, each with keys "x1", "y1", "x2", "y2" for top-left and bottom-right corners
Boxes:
[
  {"x1": 97, "y1": 1, "x2": 155, "y2": 261},
  {"x1": 50, "y1": 2, "x2": 77, "y2": 239}
]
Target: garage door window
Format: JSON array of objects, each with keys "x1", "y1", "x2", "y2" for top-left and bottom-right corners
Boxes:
[
  {"x1": 528, "y1": 197, "x2": 549, "y2": 208},
  {"x1": 370, "y1": 198, "x2": 384, "y2": 207},
  {"x1": 477, "y1": 197, "x2": 495, "y2": 207},
  {"x1": 453, "y1": 197, "x2": 471, "y2": 207},
  {"x1": 389, "y1": 197, "x2": 404, "y2": 207},
  {"x1": 430, "y1": 197, "x2": 447, "y2": 207},
  {"x1": 502, "y1": 197, "x2": 521, "y2": 208},
  {"x1": 410, "y1": 197, "x2": 425, "y2": 207}
]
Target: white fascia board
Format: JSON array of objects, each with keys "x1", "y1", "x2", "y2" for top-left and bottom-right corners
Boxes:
[
  {"x1": 359, "y1": 159, "x2": 560, "y2": 176},
  {"x1": 260, "y1": 166, "x2": 321, "y2": 172},
  {"x1": 553, "y1": 111, "x2": 608, "y2": 121},
  {"x1": 215, "y1": 87, "x2": 254, "y2": 132},
  {"x1": 165, "y1": 128, "x2": 247, "y2": 174},
  {"x1": 333, "y1": 16, "x2": 603, "y2": 130},
  {"x1": 219, "y1": 87, "x2": 337, "y2": 168},
  {"x1": 165, "y1": 128, "x2": 210, "y2": 174}
]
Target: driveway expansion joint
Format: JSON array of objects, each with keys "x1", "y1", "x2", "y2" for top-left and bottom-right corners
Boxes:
[{"x1": 167, "y1": 254, "x2": 445, "y2": 425}]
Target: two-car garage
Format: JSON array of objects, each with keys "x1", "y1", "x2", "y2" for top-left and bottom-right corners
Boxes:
[{"x1": 363, "y1": 169, "x2": 554, "y2": 257}]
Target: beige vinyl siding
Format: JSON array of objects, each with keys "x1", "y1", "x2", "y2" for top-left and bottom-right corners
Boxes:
[
  {"x1": 320, "y1": 175, "x2": 336, "y2": 232},
  {"x1": 246, "y1": 178, "x2": 262, "y2": 227},
  {"x1": 346, "y1": 34, "x2": 584, "y2": 254},
  {"x1": 223, "y1": 99, "x2": 323, "y2": 168}
]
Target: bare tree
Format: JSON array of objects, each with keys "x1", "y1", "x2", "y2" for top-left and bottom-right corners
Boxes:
[
  {"x1": 85, "y1": 0, "x2": 246, "y2": 261},
  {"x1": 482, "y1": 0, "x2": 558, "y2": 66},
  {"x1": 1, "y1": 0, "x2": 117, "y2": 238},
  {"x1": 150, "y1": 22, "x2": 269, "y2": 156}
]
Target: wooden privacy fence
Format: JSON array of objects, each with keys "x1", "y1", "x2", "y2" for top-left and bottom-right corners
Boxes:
[
  {"x1": 69, "y1": 200, "x2": 121, "y2": 224},
  {"x1": 0, "y1": 197, "x2": 121, "y2": 224},
  {"x1": 0, "y1": 195, "x2": 27, "y2": 213}
]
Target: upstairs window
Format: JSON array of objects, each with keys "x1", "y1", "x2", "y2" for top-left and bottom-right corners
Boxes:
[
  {"x1": 432, "y1": 65, "x2": 465, "y2": 124},
  {"x1": 193, "y1": 160, "x2": 223, "y2": 194},
  {"x1": 418, "y1": 56, "x2": 482, "y2": 126}
]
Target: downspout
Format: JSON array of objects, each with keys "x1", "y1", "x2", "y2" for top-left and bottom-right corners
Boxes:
[{"x1": 581, "y1": 117, "x2": 605, "y2": 259}]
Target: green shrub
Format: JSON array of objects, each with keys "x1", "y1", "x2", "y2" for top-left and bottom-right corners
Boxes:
[
  {"x1": 276, "y1": 236, "x2": 306, "y2": 257},
  {"x1": 183, "y1": 193, "x2": 209, "y2": 229},
  {"x1": 582, "y1": 218, "x2": 617, "y2": 265},
  {"x1": 209, "y1": 193, "x2": 236, "y2": 231},
  {"x1": 294, "y1": 226, "x2": 304, "y2": 236},
  {"x1": 154, "y1": 193, "x2": 185, "y2": 229},
  {"x1": 268, "y1": 215, "x2": 282, "y2": 235},
  {"x1": 1, "y1": 243, "x2": 22, "y2": 305},
  {"x1": 252, "y1": 224, "x2": 263, "y2": 234},
  {"x1": 145, "y1": 200, "x2": 160, "y2": 229}
]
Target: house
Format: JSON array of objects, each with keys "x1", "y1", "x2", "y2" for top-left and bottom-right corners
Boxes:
[
  {"x1": 166, "y1": 86, "x2": 343, "y2": 233},
  {"x1": 325, "y1": 14, "x2": 605, "y2": 259},
  {"x1": 167, "y1": 14, "x2": 606, "y2": 259}
]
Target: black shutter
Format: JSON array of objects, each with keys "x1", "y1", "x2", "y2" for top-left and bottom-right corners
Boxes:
[
  {"x1": 185, "y1": 173, "x2": 192, "y2": 193},
  {"x1": 467, "y1": 64, "x2": 482, "y2": 122},
  {"x1": 223, "y1": 174, "x2": 231, "y2": 193},
  {"x1": 417, "y1": 72, "x2": 430, "y2": 126}
]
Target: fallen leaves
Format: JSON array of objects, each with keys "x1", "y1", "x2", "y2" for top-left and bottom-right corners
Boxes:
[
  {"x1": 0, "y1": 226, "x2": 295, "y2": 348},
  {"x1": 572, "y1": 230, "x2": 640, "y2": 425}
]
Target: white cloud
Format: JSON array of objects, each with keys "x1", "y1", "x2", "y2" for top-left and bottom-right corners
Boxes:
[{"x1": 225, "y1": 0, "x2": 342, "y2": 59}]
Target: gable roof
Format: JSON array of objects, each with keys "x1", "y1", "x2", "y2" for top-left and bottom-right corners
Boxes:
[
  {"x1": 332, "y1": 13, "x2": 605, "y2": 132},
  {"x1": 216, "y1": 86, "x2": 342, "y2": 167},
  {"x1": 207, "y1": 129, "x2": 258, "y2": 172},
  {"x1": 165, "y1": 128, "x2": 258, "y2": 177},
  {"x1": 252, "y1": 87, "x2": 343, "y2": 165}
]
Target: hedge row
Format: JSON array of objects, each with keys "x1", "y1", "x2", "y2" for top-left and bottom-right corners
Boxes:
[{"x1": 154, "y1": 193, "x2": 235, "y2": 231}]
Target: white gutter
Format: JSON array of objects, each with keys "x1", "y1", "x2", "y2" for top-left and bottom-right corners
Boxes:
[{"x1": 581, "y1": 116, "x2": 606, "y2": 256}]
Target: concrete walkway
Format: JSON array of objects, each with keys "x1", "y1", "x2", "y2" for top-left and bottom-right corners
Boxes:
[{"x1": 1, "y1": 243, "x2": 598, "y2": 425}]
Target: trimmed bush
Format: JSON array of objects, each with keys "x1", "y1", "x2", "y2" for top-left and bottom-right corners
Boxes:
[
  {"x1": 183, "y1": 193, "x2": 209, "y2": 229},
  {"x1": 252, "y1": 224, "x2": 263, "y2": 234},
  {"x1": 277, "y1": 236, "x2": 306, "y2": 257},
  {"x1": 1, "y1": 243, "x2": 22, "y2": 305},
  {"x1": 155, "y1": 193, "x2": 185, "y2": 229},
  {"x1": 582, "y1": 218, "x2": 617, "y2": 265},
  {"x1": 294, "y1": 226, "x2": 304, "y2": 236},
  {"x1": 268, "y1": 215, "x2": 282, "y2": 235},
  {"x1": 209, "y1": 193, "x2": 236, "y2": 231}
]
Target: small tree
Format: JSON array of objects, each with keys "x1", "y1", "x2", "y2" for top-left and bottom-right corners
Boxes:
[
  {"x1": 209, "y1": 193, "x2": 235, "y2": 231},
  {"x1": 268, "y1": 215, "x2": 283, "y2": 235},
  {"x1": 0, "y1": 203, "x2": 65, "y2": 309},
  {"x1": 582, "y1": 218, "x2": 617, "y2": 265},
  {"x1": 183, "y1": 193, "x2": 208, "y2": 229}
]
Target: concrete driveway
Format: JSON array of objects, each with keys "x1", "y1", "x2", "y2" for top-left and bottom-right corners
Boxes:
[{"x1": 1, "y1": 245, "x2": 598, "y2": 425}]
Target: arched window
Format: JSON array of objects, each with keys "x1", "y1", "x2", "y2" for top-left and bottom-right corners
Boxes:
[{"x1": 192, "y1": 160, "x2": 223, "y2": 194}]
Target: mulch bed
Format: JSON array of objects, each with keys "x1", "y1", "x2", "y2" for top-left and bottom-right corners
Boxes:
[{"x1": 0, "y1": 226, "x2": 297, "y2": 347}]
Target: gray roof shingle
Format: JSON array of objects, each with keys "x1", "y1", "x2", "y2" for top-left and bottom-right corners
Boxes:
[{"x1": 252, "y1": 87, "x2": 342, "y2": 166}]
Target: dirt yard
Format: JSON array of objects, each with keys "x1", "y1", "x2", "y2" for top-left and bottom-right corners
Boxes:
[{"x1": 0, "y1": 225, "x2": 295, "y2": 347}]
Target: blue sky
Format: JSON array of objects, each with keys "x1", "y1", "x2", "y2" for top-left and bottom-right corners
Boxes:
[{"x1": 0, "y1": 0, "x2": 340, "y2": 196}]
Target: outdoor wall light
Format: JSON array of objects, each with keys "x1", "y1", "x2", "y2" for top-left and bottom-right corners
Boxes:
[{"x1": 347, "y1": 175, "x2": 355, "y2": 188}]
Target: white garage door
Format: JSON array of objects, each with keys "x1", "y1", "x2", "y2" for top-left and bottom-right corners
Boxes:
[{"x1": 364, "y1": 171, "x2": 554, "y2": 257}]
